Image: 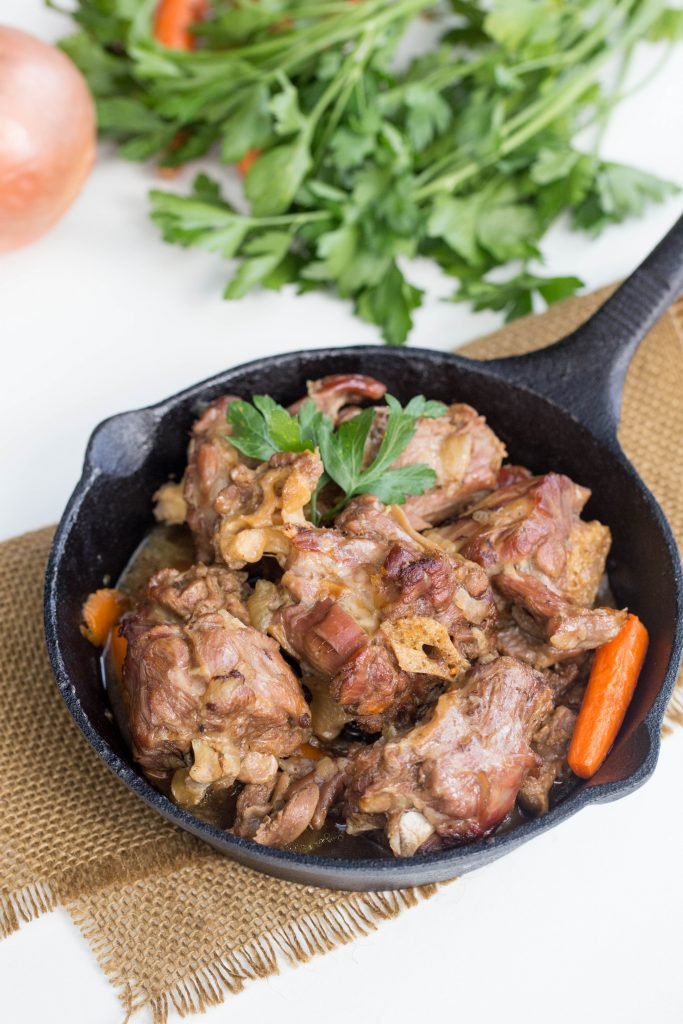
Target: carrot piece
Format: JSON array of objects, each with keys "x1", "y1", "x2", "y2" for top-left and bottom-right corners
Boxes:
[
  {"x1": 80, "y1": 588, "x2": 129, "y2": 648},
  {"x1": 299, "y1": 742, "x2": 325, "y2": 762},
  {"x1": 154, "y1": 0, "x2": 207, "y2": 51},
  {"x1": 109, "y1": 626, "x2": 129, "y2": 683},
  {"x1": 237, "y1": 147, "x2": 261, "y2": 176},
  {"x1": 568, "y1": 613, "x2": 649, "y2": 779}
]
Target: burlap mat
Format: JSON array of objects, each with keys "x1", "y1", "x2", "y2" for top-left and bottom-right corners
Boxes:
[{"x1": 1, "y1": 290, "x2": 682, "y2": 1022}]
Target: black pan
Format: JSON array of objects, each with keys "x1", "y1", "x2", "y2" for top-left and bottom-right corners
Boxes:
[{"x1": 45, "y1": 214, "x2": 683, "y2": 890}]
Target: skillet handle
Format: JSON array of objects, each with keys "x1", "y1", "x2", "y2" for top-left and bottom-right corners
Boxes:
[{"x1": 479, "y1": 212, "x2": 683, "y2": 445}]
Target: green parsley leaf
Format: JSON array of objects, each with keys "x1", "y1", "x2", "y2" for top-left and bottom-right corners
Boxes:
[
  {"x1": 404, "y1": 85, "x2": 451, "y2": 152},
  {"x1": 356, "y1": 464, "x2": 437, "y2": 504},
  {"x1": 457, "y1": 271, "x2": 583, "y2": 321},
  {"x1": 245, "y1": 138, "x2": 312, "y2": 216},
  {"x1": 226, "y1": 390, "x2": 442, "y2": 517},
  {"x1": 225, "y1": 231, "x2": 291, "y2": 299},
  {"x1": 66, "y1": 0, "x2": 683, "y2": 343},
  {"x1": 356, "y1": 262, "x2": 424, "y2": 347},
  {"x1": 269, "y1": 74, "x2": 307, "y2": 137},
  {"x1": 226, "y1": 400, "x2": 280, "y2": 461},
  {"x1": 647, "y1": 8, "x2": 683, "y2": 42},
  {"x1": 573, "y1": 163, "x2": 680, "y2": 234},
  {"x1": 477, "y1": 194, "x2": 539, "y2": 262},
  {"x1": 426, "y1": 194, "x2": 482, "y2": 264},
  {"x1": 228, "y1": 393, "x2": 311, "y2": 460},
  {"x1": 219, "y1": 84, "x2": 272, "y2": 162},
  {"x1": 252, "y1": 395, "x2": 308, "y2": 453},
  {"x1": 404, "y1": 396, "x2": 448, "y2": 419}
]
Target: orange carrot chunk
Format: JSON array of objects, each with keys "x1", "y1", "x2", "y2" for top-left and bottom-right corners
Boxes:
[
  {"x1": 154, "y1": 0, "x2": 207, "y2": 51},
  {"x1": 568, "y1": 613, "x2": 649, "y2": 779},
  {"x1": 80, "y1": 588, "x2": 129, "y2": 648}
]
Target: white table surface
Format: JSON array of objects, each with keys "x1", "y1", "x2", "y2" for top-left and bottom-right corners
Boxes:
[{"x1": 2, "y1": 4, "x2": 683, "y2": 1023}]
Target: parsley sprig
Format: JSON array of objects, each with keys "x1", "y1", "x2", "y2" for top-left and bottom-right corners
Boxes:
[
  {"x1": 227, "y1": 392, "x2": 446, "y2": 523},
  {"x1": 58, "y1": 0, "x2": 681, "y2": 344}
]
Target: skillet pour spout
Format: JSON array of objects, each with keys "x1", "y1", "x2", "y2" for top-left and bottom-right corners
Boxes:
[{"x1": 45, "y1": 215, "x2": 683, "y2": 890}]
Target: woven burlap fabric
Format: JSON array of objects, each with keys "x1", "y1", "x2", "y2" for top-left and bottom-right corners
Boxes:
[{"x1": 1, "y1": 291, "x2": 682, "y2": 1022}]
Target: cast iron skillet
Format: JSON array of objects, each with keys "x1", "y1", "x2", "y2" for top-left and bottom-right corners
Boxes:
[{"x1": 45, "y1": 214, "x2": 683, "y2": 891}]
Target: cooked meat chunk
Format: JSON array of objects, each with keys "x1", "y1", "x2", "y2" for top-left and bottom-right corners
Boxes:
[
  {"x1": 518, "y1": 705, "x2": 577, "y2": 816},
  {"x1": 496, "y1": 616, "x2": 595, "y2": 672},
  {"x1": 344, "y1": 657, "x2": 553, "y2": 855},
  {"x1": 364, "y1": 403, "x2": 505, "y2": 529},
  {"x1": 179, "y1": 391, "x2": 329, "y2": 562},
  {"x1": 429, "y1": 473, "x2": 625, "y2": 654},
  {"x1": 565, "y1": 519, "x2": 613, "y2": 607},
  {"x1": 432, "y1": 472, "x2": 589, "y2": 575},
  {"x1": 144, "y1": 563, "x2": 250, "y2": 625},
  {"x1": 182, "y1": 396, "x2": 244, "y2": 561},
  {"x1": 233, "y1": 753, "x2": 347, "y2": 846},
  {"x1": 496, "y1": 464, "x2": 532, "y2": 488},
  {"x1": 542, "y1": 658, "x2": 587, "y2": 703},
  {"x1": 237, "y1": 497, "x2": 497, "y2": 733},
  {"x1": 496, "y1": 572, "x2": 625, "y2": 651},
  {"x1": 288, "y1": 373, "x2": 387, "y2": 421},
  {"x1": 217, "y1": 449, "x2": 324, "y2": 568},
  {"x1": 378, "y1": 536, "x2": 495, "y2": 662},
  {"x1": 121, "y1": 564, "x2": 311, "y2": 791}
]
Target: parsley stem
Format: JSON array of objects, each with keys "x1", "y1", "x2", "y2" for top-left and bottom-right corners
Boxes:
[
  {"x1": 246, "y1": 211, "x2": 332, "y2": 227},
  {"x1": 311, "y1": 29, "x2": 379, "y2": 164},
  {"x1": 413, "y1": 0, "x2": 666, "y2": 203}
]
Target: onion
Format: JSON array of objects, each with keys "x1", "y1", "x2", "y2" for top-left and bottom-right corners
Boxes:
[{"x1": 0, "y1": 27, "x2": 96, "y2": 252}]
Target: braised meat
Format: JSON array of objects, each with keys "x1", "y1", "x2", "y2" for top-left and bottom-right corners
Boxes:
[
  {"x1": 181, "y1": 396, "x2": 244, "y2": 561},
  {"x1": 344, "y1": 657, "x2": 553, "y2": 855},
  {"x1": 429, "y1": 473, "x2": 625, "y2": 657},
  {"x1": 216, "y1": 448, "x2": 324, "y2": 568},
  {"x1": 107, "y1": 374, "x2": 640, "y2": 859},
  {"x1": 518, "y1": 705, "x2": 577, "y2": 816},
  {"x1": 366, "y1": 403, "x2": 506, "y2": 528},
  {"x1": 288, "y1": 373, "x2": 387, "y2": 420},
  {"x1": 233, "y1": 752, "x2": 348, "y2": 846},
  {"x1": 235, "y1": 497, "x2": 497, "y2": 733},
  {"x1": 120, "y1": 564, "x2": 311, "y2": 799}
]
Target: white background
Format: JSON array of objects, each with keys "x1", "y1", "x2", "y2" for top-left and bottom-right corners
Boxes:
[{"x1": 2, "y1": 3, "x2": 683, "y2": 1023}]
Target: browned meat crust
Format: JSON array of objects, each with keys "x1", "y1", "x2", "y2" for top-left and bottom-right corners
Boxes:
[
  {"x1": 429, "y1": 473, "x2": 625, "y2": 656},
  {"x1": 183, "y1": 396, "x2": 243, "y2": 562},
  {"x1": 288, "y1": 374, "x2": 387, "y2": 420},
  {"x1": 518, "y1": 705, "x2": 577, "y2": 816},
  {"x1": 344, "y1": 657, "x2": 553, "y2": 855},
  {"x1": 243, "y1": 497, "x2": 498, "y2": 733},
  {"x1": 366, "y1": 403, "x2": 506, "y2": 528},
  {"x1": 120, "y1": 564, "x2": 310, "y2": 792},
  {"x1": 233, "y1": 753, "x2": 348, "y2": 846}
]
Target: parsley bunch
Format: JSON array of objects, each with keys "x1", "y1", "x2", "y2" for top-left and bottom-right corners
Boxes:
[
  {"x1": 58, "y1": 0, "x2": 681, "y2": 344},
  {"x1": 227, "y1": 392, "x2": 446, "y2": 521}
]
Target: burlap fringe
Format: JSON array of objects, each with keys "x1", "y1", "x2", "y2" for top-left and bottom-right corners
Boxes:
[
  {"x1": 0, "y1": 837, "x2": 200, "y2": 940},
  {"x1": 0, "y1": 881, "x2": 55, "y2": 939},
  {"x1": 69, "y1": 884, "x2": 438, "y2": 1024}
]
